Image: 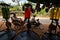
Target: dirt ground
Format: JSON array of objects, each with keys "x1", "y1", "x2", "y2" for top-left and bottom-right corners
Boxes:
[{"x1": 0, "y1": 21, "x2": 60, "y2": 36}]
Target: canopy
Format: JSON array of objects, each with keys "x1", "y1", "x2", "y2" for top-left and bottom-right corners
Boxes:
[
  {"x1": 28, "y1": 0, "x2": 38, "y2": 3},
  {"x1": 27, "y1": 0, "x2": 60, "y2": 6},
  {"x1": 27, "y1": 0, "x2": 51, "y2": 4},
  {"x1": 0, "y1": 3, "x2": 10, "y2": 6}
]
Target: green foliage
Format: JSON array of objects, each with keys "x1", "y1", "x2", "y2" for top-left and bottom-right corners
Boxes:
[
  {"x1": 32, "y1": 8, "x2": 49, "y2": 17},
  {"x1": 0, "y1": 1, "x2": 49, "y2": 17},
  {"x1": 10, "y1": 5, "x2": 21, "y2": 11}
]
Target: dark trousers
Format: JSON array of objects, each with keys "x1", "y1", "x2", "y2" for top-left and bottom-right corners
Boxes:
[
  {"x1": 24, "y1": 18, "x2": 31, "y2": 30},
  {"x1": 24, "y1": 18, "x2": 30, "y2": 22},
  {"x1": 51, "y1": 19, "x2": 59, "y2": 26}
]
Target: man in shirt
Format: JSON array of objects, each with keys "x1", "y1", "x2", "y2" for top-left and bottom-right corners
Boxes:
[{"x1": 50, "y1": 7, "x2": 60, "y2": 30}]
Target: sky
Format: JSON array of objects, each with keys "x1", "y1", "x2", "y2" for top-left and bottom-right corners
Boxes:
[
  {"x1": 0, "y1": 0, "x2": 43, "y2": 7},
  {"x1": 0, "y1": 0, "x2": 27, "y2": 5}
]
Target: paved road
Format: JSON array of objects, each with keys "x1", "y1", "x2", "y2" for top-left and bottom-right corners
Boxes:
[{"x1": 0, "y1": 17, "x2": 60, "y2": 24}]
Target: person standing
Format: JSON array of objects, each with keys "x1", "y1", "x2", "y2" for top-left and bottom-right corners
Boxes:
[
  {"x1": 23, "y1": 3, "x2": 32, "y2": 22},
  {"x1": 22, "y1": 3, "x2": 33, "y2": 32},
  {"x1": 50, "y1": 7, "x2": 60, "y2": 32},
  {"x1": 50, "y1": 7, "x2": 60, "y2": 26},
  {"x1": 24, "y1": 7, "x2": 31, "y2": 22}
]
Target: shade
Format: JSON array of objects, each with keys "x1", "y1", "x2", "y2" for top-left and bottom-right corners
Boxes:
[
  {"x1": 27, "y1": 0, "x2": 48, "y2": 4},
  {"x1": 28, "y1": 0, "x2": 37, "y2": 3},
  {"x1": 0, "y1": 3, "x2": 10, "y2": 6},
  {"x1": 28, "y1": 0, "x2": 54, "y2": 4}
]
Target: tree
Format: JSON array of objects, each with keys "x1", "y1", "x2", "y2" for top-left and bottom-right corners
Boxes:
[
  {"x1": 12, "y1": 0, "x2": 21, "y2": 6},
  {"x1": 12, "y1": 0, "x2": 22, "y2": 11}
]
